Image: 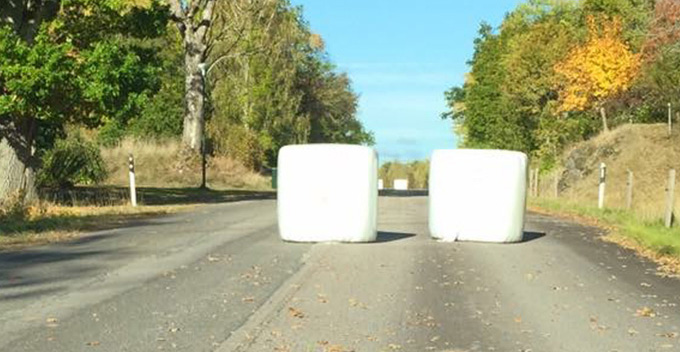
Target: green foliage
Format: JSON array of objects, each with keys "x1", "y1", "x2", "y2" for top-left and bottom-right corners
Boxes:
[
  {"x1": 1, "y1": 0, "x2": 171, "y2": 150},
  {"x1": 208, "y1": 123, "x2": 265, "y2": 170},
  {"x1": 97, "y1": 119, "x2": 127, "y2": 147},
  {"x1": 1, "y1": 0, "x2": 371, "y2": 199},
  {"x1": 635, "y1": 43, "x2": 680, "y2": 117},
  {"x1": 0, "y1": 25, "x2": 78, "y2": 126},
  {"x1": 208, "y1": 0, "x2": 373, "y2": 168},
  {"x1": 38, "y1": 133, "x2": 108, "y2": 188},
  {"x1": 128, "y1": 30, "x2": 184, "y2": 139},
  {"x1": 443, "y1": 0, "x2": 669, "y2": 170}
]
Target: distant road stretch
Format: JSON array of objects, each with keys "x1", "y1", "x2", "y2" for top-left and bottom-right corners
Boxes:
[{"x1": 1, "y1": 197, "x2": 679, "y2": 352}]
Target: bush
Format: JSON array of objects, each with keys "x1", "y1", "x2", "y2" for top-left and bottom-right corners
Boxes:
[
  {"x1": 38, "y1": 133, "x2": 108, "y2": 188},
  {"x1": 97, "y1": 119, "x2": 126, "y2": 147},
  {"x1": 209, "y1": 123, "x2": 264, "y2": 170},
  {"x1": 0, "y1": 190, "x2": 28, "y2": 223}
]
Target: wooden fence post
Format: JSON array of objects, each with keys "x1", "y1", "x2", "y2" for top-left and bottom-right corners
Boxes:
[
  {"x1": 626, "y1": 170, "x2": 634, "y2": 211},
  {"x1": 669, "y1": 103, "x2": 673, "y2": 137},
  {"x1": 665, "y1": 169, "x2": 676, "y2": 228}
]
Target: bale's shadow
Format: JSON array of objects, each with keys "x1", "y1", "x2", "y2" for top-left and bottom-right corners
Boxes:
[
  {"x1": 374, "y1": 231, "x2": 417, "y2": 243},
  {"x1": 521, "y1": 231, "x2": 546, "y2": 243}
]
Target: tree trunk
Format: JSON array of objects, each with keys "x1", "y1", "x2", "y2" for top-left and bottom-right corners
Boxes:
[
  {"x1": 1, "y1": 0, "x2": 60, "y2": 44},
  {"x1": 182, "y1": 45, "x2": 206, "y2": 151},
  {"x1": 600, "y1": 107, "x2": 609, "y2": 133},
  {"x1": 169, "y1": 0, "x2": 215, "y2": 153},
  {"x1": 0, "y1": 119, "x2": 38, "y2": 204}
]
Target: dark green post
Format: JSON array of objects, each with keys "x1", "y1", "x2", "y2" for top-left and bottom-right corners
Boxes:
[{"x1": 271, "y1": 168, "x2": 278, "y2": 189}]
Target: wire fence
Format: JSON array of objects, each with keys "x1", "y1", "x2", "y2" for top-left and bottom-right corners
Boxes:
[{"x1": 530, "y1": 164, "x2": 680, "y2": 226}]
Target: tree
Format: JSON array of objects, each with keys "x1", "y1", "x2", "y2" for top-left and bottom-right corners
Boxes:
[
  {"x1": 0, "y1": 0, "x2": 170, "y2": 202},
  {"x1": 166, "y1": 0, "x2": 216, "y2": 151},
  {"x1": 632, "y1": 0, "x2": 680, "y2": 117},
  {"x1": 642, "y1": 0, "x2": 680, "y2": 59},
  {"x1": 501, "y1": 2, "x2": 580, "y2": 161},
  {"x1": 0, "y1": 0, "x2": 62, "y2": 202},
  {"x1": 554, "y1": 16, "x2": 641, "y2": 132},
  {"x1": 446, "y1": 23, "x2": 533, "y2": 152},
  {"x1": 208, "y1": 1, "x2": 373, "y2": 167}
]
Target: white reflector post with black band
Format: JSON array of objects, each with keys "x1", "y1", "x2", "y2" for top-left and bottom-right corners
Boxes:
[
  {"x1": 277, "y1": 144, "x2": 378, "y2": 243},
  {"x1": 429, "y1": 149, "x2": 528, "y2": 243}
]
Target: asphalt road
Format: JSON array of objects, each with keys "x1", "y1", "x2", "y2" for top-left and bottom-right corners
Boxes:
[{"x1": 2, "y1": 197, "x2": 680, "y2": 352}]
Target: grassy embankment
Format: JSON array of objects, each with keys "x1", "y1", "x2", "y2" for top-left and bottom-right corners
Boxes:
[
  {"x1": 0, "y1": 138, "x2": 273, "y2": 250},
  {"x1": 531, "y1": 124, "x2": 680, "y2": 275}
]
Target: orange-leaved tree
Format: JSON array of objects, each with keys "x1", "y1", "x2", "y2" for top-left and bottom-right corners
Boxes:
[{"x1": 554, "y1": 16, "x2": 641, "y2": 132}]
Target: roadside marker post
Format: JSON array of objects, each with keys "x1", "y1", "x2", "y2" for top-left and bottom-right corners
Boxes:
[
  {"x1": 598, "y1": 163, "x2": 606, "y2": 209},
  {"x1": 129, "y1": 154, "x2": 137, "y2": 207}
]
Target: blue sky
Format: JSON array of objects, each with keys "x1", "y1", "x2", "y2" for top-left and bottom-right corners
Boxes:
[{"x1": 290, "y1": 0, "x2": 522, "y2": 161}]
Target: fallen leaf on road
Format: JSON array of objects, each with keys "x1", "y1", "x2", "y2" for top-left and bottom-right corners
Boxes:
[
  {"x1": 242, "y1": 297, "x2": 255, "y2": 303},
  {"x1": 86, "y1": 341, "x2": 100, "y2": 346},
  {"x1": 325, "y1": 344, "x2": 352, "y2": 352},
  {"x1": 657, "y1": 332, "x2": 679, "y2": 338},
  {"x1": 636, "y1": 307, "x2": 656, "y2": 318},
  {"x1": 387, "y1": 343, "x2": 402, "y2": 350},
  {"x1": 46, "y1": 317, "x2": 58, "y2": 328},
  {"x1": 514, "y1": 316, "x2": 522, "y2": 323},
  {"x1": 348, "y1": 298, "x2": 367, "y2": 309},
  {"x1": 288, "y1": 307, "x2": 304, "y2": 319}
]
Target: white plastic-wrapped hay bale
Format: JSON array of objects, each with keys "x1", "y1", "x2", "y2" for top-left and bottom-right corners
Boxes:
[
  {"x1": 394, "y1": 179, "x2": 409, "y2": 190},
  {"x1": 429, "y1": 149, "x2": 528, "y2": 243},
  {"x1": 378, "y1": 179, "x2": 384, "y2": 190},
  {"x1": 277, "y1": 144, "x2": 378, "y2": 243}
]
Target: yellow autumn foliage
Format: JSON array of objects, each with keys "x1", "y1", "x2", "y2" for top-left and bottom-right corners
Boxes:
[{"x1": 554, "y1": 16, "x2": 641, "y2": 112}]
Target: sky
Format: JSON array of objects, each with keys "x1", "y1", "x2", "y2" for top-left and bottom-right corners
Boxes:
[{"x1": 289, "y1": 0, "x2": 522, "y2": 162}]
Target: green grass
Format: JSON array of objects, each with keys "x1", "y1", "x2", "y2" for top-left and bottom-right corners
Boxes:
[
  {"x1": 0, "y1": 187, "x2": 276, "y2": 250},
  {"x1": 0, "y1": 204, "x2": 193, "y2": 250},
  {"x1": 530, "y1": 198, "x2": 680, "y2": 258}
]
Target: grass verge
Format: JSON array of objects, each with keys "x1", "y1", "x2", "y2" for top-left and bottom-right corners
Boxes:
[
  {"x1": 0, "y1": 203, "x2": 193, "y2": 251},
  {"x1": 530, "y1": 197, "x2": 680, "y2": 277},
  {"x1": 0, "y1": 187, "x2": 276, "y2": 251}
]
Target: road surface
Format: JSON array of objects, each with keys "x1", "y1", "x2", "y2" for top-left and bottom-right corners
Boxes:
[{"x1": 1, "y1": 197, "x2": 680, "y2": 351}]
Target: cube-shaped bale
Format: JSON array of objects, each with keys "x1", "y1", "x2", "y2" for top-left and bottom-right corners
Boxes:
[
  {"x1": 393, "y1": 179, "x2": 409, "y2": 190},
  {"x1": 429, "y1": 149, "x2": 527, "y2": 243},
  {"x1": 277, "y1": 144, "x2": 378, "y2": 243}
]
